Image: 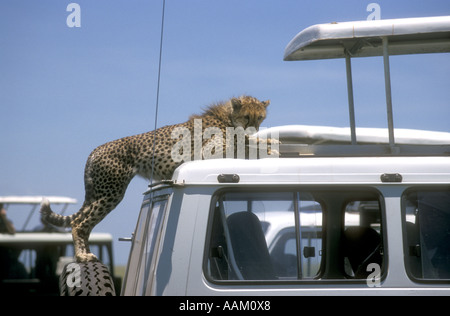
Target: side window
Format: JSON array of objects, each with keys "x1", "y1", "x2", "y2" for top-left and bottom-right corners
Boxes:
[
  {"x1": 206, "y1": 192, "x2": 323, "y2": 281},
  {"x1": 123, "y1": 194, "x2": 168, "y2": 295},
  {"x1": 205, "y1": 188, "x2": 384, "y2": 283},
  {"x1": 403, "y1": 188, "x2": 450, "y2": 281}
]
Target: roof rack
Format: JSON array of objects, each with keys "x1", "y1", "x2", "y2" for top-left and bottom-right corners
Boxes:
[
  {"x1": 279, "y1": 144, "x2": 450, "y2": 157},
  {"x1": 256, "y1": 125, "x2": 450, "y2": 157},
  {"x1": 284, "y1": 16, "x2": 450, "y2": 151}
]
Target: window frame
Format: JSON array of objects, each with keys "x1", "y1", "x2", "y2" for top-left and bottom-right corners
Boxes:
[{"x1": 203, "y1": 186, "x2": 387, "y2": 286}]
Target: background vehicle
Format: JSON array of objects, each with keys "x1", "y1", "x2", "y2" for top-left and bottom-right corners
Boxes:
[{"x1": 0, "y1": 196, "x2": 120, "y2": 295}]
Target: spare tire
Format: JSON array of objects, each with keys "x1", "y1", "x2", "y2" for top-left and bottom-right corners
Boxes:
[{"x1": 59, "y1": 261, "x2": 116, "y2": 296}]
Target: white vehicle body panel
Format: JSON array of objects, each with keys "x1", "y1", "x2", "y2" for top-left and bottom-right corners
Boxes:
[{"x1": 122, "y1": 157, "x2": 450, "y2": 296}]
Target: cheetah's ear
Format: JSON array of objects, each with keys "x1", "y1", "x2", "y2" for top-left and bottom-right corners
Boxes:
[
  {"x1": 230, "y1": 98, "x2": 242, "y2": 111},
  {"x1": 262, "y1": 100, "x2": 270, "y2": 107}
]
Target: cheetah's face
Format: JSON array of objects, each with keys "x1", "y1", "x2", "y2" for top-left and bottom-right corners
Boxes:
[{"x1": 230, "y1": 96, "x2": 270, "y2": 130}]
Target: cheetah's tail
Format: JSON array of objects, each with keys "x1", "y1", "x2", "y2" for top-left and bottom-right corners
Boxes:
[{"x1": 40, "y1": 198, "x2": 73, "y2": 227}]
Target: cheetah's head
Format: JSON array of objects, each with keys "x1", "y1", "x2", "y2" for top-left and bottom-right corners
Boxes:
[{"x1": 230, "y1": 96, "x2": 270, "y2": 130}]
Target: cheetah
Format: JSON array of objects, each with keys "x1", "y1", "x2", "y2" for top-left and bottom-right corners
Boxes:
[{"x1": 41, "y1": 96, "x2": 276, "y2": 262}]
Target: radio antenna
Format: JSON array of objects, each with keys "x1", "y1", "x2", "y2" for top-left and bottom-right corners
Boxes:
[{"x1": 149, "y1": 0, "x2": 166, "y2": 186}]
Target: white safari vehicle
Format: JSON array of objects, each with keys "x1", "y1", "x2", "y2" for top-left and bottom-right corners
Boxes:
[
  {"x1": 121, "y1": 16, "x2": 450, "y2": 296},
  {"x1": 0, "y1": 196, "x2": 120, "y2": 295}
]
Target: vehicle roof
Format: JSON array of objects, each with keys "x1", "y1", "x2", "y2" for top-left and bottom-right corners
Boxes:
[
  {"x1": 171, "y1": 156, "x2": 450, "y2": 185},
  {"x1": 256, "y1": 125, "x2": 450, "y2": 145},
  {"x1": 0, "y1": 196, "x2": 77, "y2": 205},
  {"x1": 284, "y1": 15, "x2": 450, "y2": 60}
]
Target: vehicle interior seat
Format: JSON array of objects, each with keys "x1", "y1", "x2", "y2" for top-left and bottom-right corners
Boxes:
[{"x1": 227, "y1": 211, "x2": 276, "y2": 280}]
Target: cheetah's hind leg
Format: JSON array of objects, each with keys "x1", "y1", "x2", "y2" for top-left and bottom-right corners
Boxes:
[
  {"x1": 70, "y1": 197, "x2": 122, "y2": 263},
  {"x1": 40, "y1": 198, "x2": 99, "y2": 262}
]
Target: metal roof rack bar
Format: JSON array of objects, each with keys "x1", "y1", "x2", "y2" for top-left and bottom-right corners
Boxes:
[
  {"x1": 382, "y1": 37, "x2": 396, "y2": 150},
  {"x1": 344, "y1": 36, "x2": 396, "y2": 149},
  {"x1": 345, "y1": 52, "x2": 357, "y2": 145}
]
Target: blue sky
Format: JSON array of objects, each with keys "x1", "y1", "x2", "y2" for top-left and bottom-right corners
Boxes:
[{"x1": 1, "y1": 0, "x2": 449, "y2": 265}]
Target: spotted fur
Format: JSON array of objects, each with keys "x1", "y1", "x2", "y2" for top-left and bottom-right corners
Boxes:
[{"x1": 41, "y1": 96, "x2": 272, "y2": 262}]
